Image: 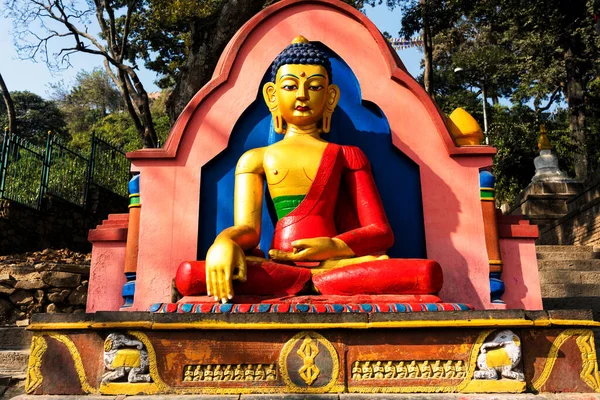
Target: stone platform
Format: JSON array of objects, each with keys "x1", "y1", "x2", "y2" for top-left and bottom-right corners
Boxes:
[{"x1": 22, "y1": 310, "x2": 600, "y2": 396}]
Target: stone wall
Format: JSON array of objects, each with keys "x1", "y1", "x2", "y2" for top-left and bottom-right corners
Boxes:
[
  {"x1": 0, "y1": 185, "x2": 127, "y2": 255},
  {"x1": 0, "y1": 249, "x2": 90, "y2": 324},
  {"x1": 539, "y1": 178, "x2": 600, "y2": 247}
]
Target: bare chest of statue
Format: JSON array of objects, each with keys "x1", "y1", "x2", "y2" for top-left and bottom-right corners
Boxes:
[{"x1": 263, "y1": 138, "x2": 328, "y2": 198}]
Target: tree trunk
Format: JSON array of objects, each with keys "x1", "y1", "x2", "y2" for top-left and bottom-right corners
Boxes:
[
  {"x1": 166, "y1": 0, "x2": 268, "y2": 121},
  {"x1": 564, "y1": 47, "x2": 588, "y2": 182},
  {"x1": 0, "y1": 73, "x2": 16, "y2": 134},
  {"x1": 420, "y1": 0, "x2": 433, "y2": 95}
]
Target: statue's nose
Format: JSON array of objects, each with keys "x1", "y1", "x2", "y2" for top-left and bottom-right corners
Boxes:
[{"x1": 296, "y1": 83, "x2": 308, "y2": 100}]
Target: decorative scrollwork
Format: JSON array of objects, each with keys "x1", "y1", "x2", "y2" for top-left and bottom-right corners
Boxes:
[
  {"x1": 25, "y1": 335, "x2": 48, "y2": 394},
  {"x1": 182, "y1": 363, "x2": 277, "y2": 382},
  {"x1": 350, "y1": 360, "x2": 467, "y2": 380}
]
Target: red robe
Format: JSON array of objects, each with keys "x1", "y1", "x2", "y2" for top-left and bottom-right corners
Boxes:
[{"x1": 272, "y1": 143, "x2": 394, "y2": 255}]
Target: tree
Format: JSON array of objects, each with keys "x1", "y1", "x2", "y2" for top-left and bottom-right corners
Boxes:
[
  {"x1": 129, "y1": 0, "x2": 377, "y2": 120},
  {"x1": 6, "y1": 0, "x2": 159, "y2": 148},
  {"x1": 0, "y1": 91, "x2": 67, "y2": 144},
  {"x1": 394, "y1": 0, "x2": 476, "y2": 95},
  {"x1": 403, "y1": 0, "x2": 600, "y2": 181},
  {"x1": 51, "y1": 68, "x2": 123, "y2": 144},
  {"x1": 0, "y1": 73, "x2": 16, "y2": 134}
]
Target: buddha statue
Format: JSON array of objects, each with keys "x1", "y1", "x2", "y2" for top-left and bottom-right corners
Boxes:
[{"x1": 175, "y1": 36, "x2": 443, "y2": 304}]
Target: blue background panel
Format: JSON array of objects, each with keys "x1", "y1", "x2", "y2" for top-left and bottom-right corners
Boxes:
[{"x1": 198, "y1": 45, "x2": 426, "y2": 259}]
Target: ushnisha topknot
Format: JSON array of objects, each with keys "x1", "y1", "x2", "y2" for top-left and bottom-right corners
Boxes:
[{"x1": 270, "y1": 35, "x2": 333, "y2": 83}]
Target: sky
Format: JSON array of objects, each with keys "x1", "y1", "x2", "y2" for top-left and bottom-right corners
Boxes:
[{"x1": 0, "y1": 3, "x2": 423, "y2": 99}]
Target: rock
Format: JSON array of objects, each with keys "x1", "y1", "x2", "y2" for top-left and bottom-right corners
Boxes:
[
  {"x1": 30, "y1": 304, "x2": 43, "y2": 313},
  {"x1": 67, "y1": 290, "x2": 87, "y2": 306},
  {"x1": 47, "y1": 292, "x2": 63, "y2": 303},
  {"x1": 0, "y1": 274, "x2": 15, "y2": 284},
  {"x1": 35, "y1": 263, "x2": 90, "y2": 275},
  {"x1": 16, "y1": 319, "x2": 29, "y2": 327},
  {"x1": 14, "y1": 273, "x2": 46, "y2": 290},
  {"x1": 41, "y1": 271, "x2": 81, "y2": 288},
  {"x1": 34, "y1": 290, "x2": 45, "y2": 301},
  {"x1": 0, "y1": 299, "x2": 14, "y2": 322},
  {"x1": 46, "y1": 303, "x2": 57, "y2": 313},
  {"x1": 75, "y1": 284, "x2": 87, "y2": 293},
  {"x1": 0, "y1": 284, "x2": 16, "y2": 295},
  {"x1": 10, "y1": 290, "x2": 34, "y2": 306},
  {"x1": 73, "y1": 308, "x2": 85, "y2": 314}
]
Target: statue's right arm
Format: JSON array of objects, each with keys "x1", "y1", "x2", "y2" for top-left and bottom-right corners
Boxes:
[{"x1": 205, "y1": 147, "x2": 265, "y2": 303}]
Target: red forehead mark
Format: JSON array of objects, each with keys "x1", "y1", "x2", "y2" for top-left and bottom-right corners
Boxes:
[{"x1": 300, "y1": 71, "x2": 306, "y2": 77}]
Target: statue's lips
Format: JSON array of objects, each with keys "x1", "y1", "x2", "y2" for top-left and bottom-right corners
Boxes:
[{"x1": 295, "y1": 106, "x2": 310, "y2": 111}]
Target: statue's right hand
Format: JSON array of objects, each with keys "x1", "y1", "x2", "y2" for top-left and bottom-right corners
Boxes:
[{"x1": 205, "y1": 238, "x2": 247, "y2": 303}]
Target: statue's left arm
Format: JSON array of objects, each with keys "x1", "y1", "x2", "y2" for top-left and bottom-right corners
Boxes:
[{"x1": 334, "y1": 146, "x2": 394, "y2": 256}]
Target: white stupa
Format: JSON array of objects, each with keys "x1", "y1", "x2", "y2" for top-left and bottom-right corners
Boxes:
[{"x1": 532, "y1": 125, "x2": 576, "y2": 183}]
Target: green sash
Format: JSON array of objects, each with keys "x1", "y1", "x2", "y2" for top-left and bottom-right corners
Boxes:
[{"x1": 272, "y1": 194, "x2": 306, "y2": 220}]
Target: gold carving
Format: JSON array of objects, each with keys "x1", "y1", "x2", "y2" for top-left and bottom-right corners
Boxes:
[
  {"x1": 348, "y1": 329, "x2": 493, "y2": 394},
  {"x1": 297, "y1": 336, "x2": 320, "y2": 385},
  {"x1": 532, "y1": 328, "x2": 600, "y2": 392},
  {"x1": 25, "y1": 335, "x2": 48, "y2": 394},
  {"x1": 351, "y1": 360, "x2": 467, "y2": 380},
  {"x1": 182, "y1": 363, "x2": 276, "y2": 382},
  {"x1": 279, "y1": 330, "x2": 343, "y2": 393}
]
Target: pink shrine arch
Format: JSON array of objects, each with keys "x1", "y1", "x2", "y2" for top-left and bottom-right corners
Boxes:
[{"x1": 87, "y1": 0, "x2": 542, "y2": 312}]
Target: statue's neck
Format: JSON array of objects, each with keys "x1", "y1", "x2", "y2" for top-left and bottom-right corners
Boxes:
[{"x1": 284, "y1": 124, "x2": 322, "y2": 140}]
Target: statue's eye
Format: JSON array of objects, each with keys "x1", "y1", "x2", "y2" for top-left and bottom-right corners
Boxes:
[
  {"x1": 309, "y1": 85, "x2": 323, "y2": 91},
  {"x1": 282, "y1": 84, "x2": 297, "y2": 91}
]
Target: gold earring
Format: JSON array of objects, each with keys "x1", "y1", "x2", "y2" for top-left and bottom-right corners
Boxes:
[
  {"x1": 263, "y1": 82, "x2": 285, "y2": 134},
  {"x1": 322, "y1": 84, "x2": 340, "y2": 134},
  {"x1": 270, "y1": 106, "x2": 285, "y2": 134}
]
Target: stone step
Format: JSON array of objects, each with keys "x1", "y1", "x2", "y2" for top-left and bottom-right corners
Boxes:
[
  {"x1": 544, "y1": 297, "x2": 600, "y2": 316},
  {"x1": 0, "y1": 327, "x2": 31, "y2": 350},
  {"x1": 537, "y1": 259, "x2": 600, "y2": 271},
  {"x1": 541, "y1": 284, "x2": 600, "y2": 298},
  {"x1": 0, "y1": 350, "x2": 29, "y2": 374},
  {"x1": 536, "y1": 251, "x2": 600, "y2": 260},
  {"x1": 538, "y1": 270, "x2": 600, "y2": 285},
  {"x1": 536, "y1": 245, "x2": 596, "y2": 253}
]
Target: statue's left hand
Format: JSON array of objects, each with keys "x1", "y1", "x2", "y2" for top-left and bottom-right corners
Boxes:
[{"x1": 269, "y1": 237, "x2": 354, "y2": 261}]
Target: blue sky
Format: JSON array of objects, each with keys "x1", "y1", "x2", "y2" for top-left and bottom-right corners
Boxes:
[{"x1": 0, "y1": 3, "x2": 423, "y2": 98}]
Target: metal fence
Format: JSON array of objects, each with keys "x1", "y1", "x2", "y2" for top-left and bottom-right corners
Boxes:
[{"x1": 0, "y1": 130, "x2": 129, "y2": 210}]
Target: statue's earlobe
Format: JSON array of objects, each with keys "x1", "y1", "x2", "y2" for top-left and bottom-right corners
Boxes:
[
  {"x1": 322, "y1": 84, "x2": 340, "y2": 133},
  {"x1": 262, "y1": 82, "x2": 284, "y2": 134}
]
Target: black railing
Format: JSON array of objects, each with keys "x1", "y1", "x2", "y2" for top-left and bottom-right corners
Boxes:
[{"x1": 0, "y1": 130, "x2": 129, "y2": 210}]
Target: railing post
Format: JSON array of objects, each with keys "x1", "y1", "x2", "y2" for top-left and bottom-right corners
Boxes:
[
  {"x1": 39, "y1": 130, "x2": 53, "y2": 210},
  {"x1": 0, "y1": 128, "x2": 8, "y2": 200},
  {"x1": 84, "y1": 130, "x2": 97, "y2": 210}
]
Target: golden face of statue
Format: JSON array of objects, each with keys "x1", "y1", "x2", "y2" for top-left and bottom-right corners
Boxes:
[
  {"x1": 263, "y1": 63, "x2": 340, "y2": 133},
  {"x1": 275, "y1": 64, "x2": 329, "y2": 126}
]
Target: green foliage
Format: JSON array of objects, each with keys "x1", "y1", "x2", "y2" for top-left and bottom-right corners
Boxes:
[
  {"x1": 0, "y1": 143, "x2": 45, "y2": 208},
  {"x1": 126, "y1": 0, "x2": 223, "y2": 89},
  {"x1": 488, "y1": 105, "x2": 584, "y2": 205},
  {"x1": 51, "y1": 68, "x2": 123, "y2": 143},
  {"x1": 0, "y1": 91, "x2": 67, "y2": 145}
]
